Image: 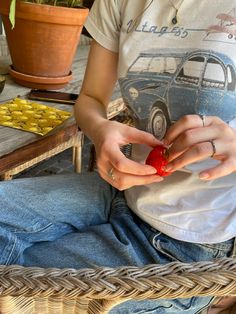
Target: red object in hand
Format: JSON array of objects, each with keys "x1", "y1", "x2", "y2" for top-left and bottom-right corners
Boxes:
[{"x1": 146, "y1": 145, "x2": 171, "y2": 177}]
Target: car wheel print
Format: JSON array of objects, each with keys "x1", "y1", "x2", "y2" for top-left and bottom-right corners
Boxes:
[{"x1": 147, "y1": 107, "x2": 167, "y2": 140}]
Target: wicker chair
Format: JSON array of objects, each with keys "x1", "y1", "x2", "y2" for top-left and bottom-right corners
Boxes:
[
  {"x1": 0, "y1": 258, "x2": 236, "y2": 313},
  {"x1": 1, "y1": 99, "x2": 235, "y2": 313}
]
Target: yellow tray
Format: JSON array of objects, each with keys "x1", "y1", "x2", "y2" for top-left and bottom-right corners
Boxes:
[{"x1": 0, "y1": 98, "x2": 71, "y2": 136}]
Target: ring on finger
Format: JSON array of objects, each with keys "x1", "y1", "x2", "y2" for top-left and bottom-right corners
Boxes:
[
  {"x1": 108, "y1": 167, "x2": 116, "y2": 181},
  {"x1": 198, "y1": 114, "x2": 206, "y2": 127},
  {"x1": 209, "y1": 140, "x2": 216, "y2": 157}
]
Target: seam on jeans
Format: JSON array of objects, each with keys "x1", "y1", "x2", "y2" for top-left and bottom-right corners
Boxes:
[
  {"x1": 197, "y1": 242, "x2": 233, "y2": 252},
  {"x1": 13, "y1": 223, "x2": 53, "y2": 234},
  {"x1": 153, "y1": 231, "x2": 162, "y2": 237},
  {"x1": 5, "y1": 236, "x2": 17, "y2": 265},
  {"x1": 11, "y1": 249, "x2": 22, "y2": 265}
]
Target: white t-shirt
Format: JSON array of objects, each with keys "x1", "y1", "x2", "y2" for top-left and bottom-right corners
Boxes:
[{"x1": 85, "y1": 0, "x2": 236, "y2": 243}]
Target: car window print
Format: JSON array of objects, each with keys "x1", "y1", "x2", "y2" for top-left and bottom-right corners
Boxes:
[{"x1": 119, "y1": 49, "x2": 236, "y2": 140}]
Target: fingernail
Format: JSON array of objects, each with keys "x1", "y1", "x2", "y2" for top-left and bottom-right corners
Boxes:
[
  {"x1": 199, "y1": 172, "x2": 210, "y2": 180},
  {"x1": 148, "y1": 167, "x2": 158, "y2": 174},
  {"x1": 153, "y1": 177, "x2": 163, "y2": 182}
]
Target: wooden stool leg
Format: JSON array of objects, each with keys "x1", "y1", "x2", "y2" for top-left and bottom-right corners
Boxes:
[
  {"x1": 72, "y1": 132, "x2": 84, "y2": 173},
  {"x1": 73, "y1": 145, "x2": 82, "y2": 173}
]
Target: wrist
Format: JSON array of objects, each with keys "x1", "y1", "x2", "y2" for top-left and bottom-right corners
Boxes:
[{"x1": 89, "y1": 118, "x2": 109, "y2": 141}]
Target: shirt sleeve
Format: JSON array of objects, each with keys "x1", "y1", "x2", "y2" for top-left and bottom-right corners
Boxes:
[{"x1": 84, "y1": 0, "x2": 121, "y2": 52}]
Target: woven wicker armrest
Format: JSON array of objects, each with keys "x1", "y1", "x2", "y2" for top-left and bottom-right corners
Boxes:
[{"x1": 0, "y1": 258, "x2": 236, "y2": 313}]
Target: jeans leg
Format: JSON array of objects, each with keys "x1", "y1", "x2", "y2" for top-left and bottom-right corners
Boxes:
[
  {"x1": 0, "y1": 172, "x2": 115, "y2": 264},
  {"x1": 23, "y1": 191, "x2": 160, "y2": 268}
]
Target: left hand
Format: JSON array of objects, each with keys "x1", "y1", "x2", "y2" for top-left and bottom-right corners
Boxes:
[{"x1": 163, "y1": 114, "x2": 236, "y2": 180}]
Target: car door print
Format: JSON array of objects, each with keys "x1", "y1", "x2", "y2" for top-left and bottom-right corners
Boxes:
[
  {"x1": 198, "y1": 56, "x2": 225, "y2": 117},
  {"x1": 198, "y1": 55, "x2": 236, "y2": 121},
  {"x1": 168, "y1": 55, "x2": 205, "y2": 120}
]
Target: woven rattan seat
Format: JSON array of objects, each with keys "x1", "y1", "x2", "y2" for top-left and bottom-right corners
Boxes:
[{"x1": 0, "y1": 258, "x2": 236, "y2": 313}]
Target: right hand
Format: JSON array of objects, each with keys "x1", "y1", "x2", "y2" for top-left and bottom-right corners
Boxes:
[{"x1": 93, "y1": 119, "x2": 164, "y2": 190}]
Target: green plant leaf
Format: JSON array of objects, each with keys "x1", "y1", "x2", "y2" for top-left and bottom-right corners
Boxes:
[{"x1": 9, "y1": 0, "x2": 16, "y2": 28}]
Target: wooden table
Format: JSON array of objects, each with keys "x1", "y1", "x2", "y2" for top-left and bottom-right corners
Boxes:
[{"x1": 0, "y1": 45, "x2": 90, "y2": 180}]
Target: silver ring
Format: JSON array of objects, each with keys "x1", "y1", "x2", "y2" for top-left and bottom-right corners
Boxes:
[
  {"x1": 198, "y1": 114, "x2": 206, "y2": 127},
  {"x1": 108, "y1": 167, "x2": 116, "y2": 181},
  {"x1": 209, "y1": 140, "x2": 216, "y2": 157}
]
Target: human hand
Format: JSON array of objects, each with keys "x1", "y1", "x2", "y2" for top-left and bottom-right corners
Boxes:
[
  {"x1": 93, "y1": 120, "x2": 164, "y2": 190},
  {"x1": 164, "y1": 114, "x2": 236, "y2": 180}
]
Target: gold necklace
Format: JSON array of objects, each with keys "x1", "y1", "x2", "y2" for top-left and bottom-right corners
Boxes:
[{"x1": 168, "y1": 0, "x2": 184, "y2": 24}]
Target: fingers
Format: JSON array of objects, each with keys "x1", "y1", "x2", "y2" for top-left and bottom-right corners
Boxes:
[
  {"x1": 98, "y1": 145, "x2": 157, "y2": 176},
  {"x1": 100, "y1": 165, "x2": 163, "y2": 190},
  {"x1": 164, "y1": 114, "x2": 225, "y2": 166},
  {"x1": 96, "y1": 122, "x2": 164, "y2": 177},
  {"x1": 163, "y1": 114, "x2": 236, "y2": 180},
  {"x1": 164, "y1": 114, "x2": 222, "y2": 146},
  {"x1": 167, "y1": 124, "x2": 221, "y2": 162},
  {"x1": 95, "y1": 124, "x2": 165, "y2": 189},
  {"x1": 98, "y1": 148, "x2": 164, "y2": 190},
  {"x1": 165, "y1": 140, "x2": 220, "y2": 173},
  {"x1": 199, "y1": 158, "x2": 236, "y2": 180},
  {"x1": 127, "y1": 127, "x2": 162, "y2": 147}
]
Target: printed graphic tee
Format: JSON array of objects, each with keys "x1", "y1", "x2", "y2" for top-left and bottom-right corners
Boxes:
[{"x1": 85, "y1": 0, "x2": 236, "y2": 243}]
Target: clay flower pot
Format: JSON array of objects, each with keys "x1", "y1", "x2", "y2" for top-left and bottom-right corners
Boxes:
[{"x1": 0, "y1": 0, "x2": 89, "y2": 89}]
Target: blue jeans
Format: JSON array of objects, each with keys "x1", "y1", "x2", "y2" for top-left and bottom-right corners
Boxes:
[{"x1": 0, "y1": 172, "x2": 234, "y2": 313}]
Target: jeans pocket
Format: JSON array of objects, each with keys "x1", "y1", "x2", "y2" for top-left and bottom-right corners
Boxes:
[
  {"x1": 196, "y1": 239, "x2": 234, "y2": 259},
  {"x1": 152, "y1": 233, "x2": 181, "y2": 262},
  {"x1": 152, "y1": 234, "x2": 234, "y2": 263}
]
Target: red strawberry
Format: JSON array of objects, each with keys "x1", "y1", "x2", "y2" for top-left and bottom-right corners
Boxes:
[{"x1": 146, "y1": 145, "x2": 171, "y2": 177}]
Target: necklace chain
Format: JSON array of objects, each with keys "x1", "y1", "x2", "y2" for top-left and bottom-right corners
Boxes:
[
  {"x1": 168, "y1": 0, "x2": 184, "y2": 24},
  {"x1": 168, "y1": 0, "x2": 184, "y2": 11}
]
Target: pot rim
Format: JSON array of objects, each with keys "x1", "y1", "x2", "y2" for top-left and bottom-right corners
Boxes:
[{"x1": 0, "y1": 0, "x2": 89, "y2": 25}]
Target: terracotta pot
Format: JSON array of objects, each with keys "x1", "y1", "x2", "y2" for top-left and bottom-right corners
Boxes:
[{"x1": 0, "y1": 0, "x2": 89, "y2": 89}]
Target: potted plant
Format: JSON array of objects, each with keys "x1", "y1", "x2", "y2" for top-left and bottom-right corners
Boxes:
[{"x1": 0, "y1": 0, "x2": 89, "y2": 89}]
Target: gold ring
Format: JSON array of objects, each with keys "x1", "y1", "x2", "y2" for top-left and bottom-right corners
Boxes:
[
  {"x1": 198, "y1": 114, "x2": 206, "y2": 127},
  {"x1": 108, "y1": 167, "x2": 115, "y2": 181},
  {"x1": 209, "y1": 140, "x2": 216, "y2": 157}
]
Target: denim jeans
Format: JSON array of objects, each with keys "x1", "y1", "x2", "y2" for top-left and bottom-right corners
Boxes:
[{"x1": 0, "y1": 172, "x2": 234, "y2": 313}]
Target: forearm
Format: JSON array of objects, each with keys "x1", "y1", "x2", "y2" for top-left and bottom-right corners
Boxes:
[
  {"x1": 74, "y1": 93, "x2": 108, "y2": 141},
  {"x1": 74, "y1": 40, "x2": 118, "y2": 141}
]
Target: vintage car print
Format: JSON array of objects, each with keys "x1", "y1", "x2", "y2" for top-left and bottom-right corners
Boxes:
[{"x1": 119, "y1": 49, "x2": 236, "y2": 139}]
